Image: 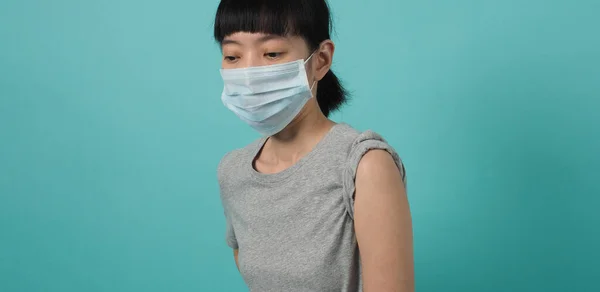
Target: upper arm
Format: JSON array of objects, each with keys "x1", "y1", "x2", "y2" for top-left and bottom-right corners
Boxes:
[{"x1": 354, "y1": 149, "x2": 414, "y2": 292}]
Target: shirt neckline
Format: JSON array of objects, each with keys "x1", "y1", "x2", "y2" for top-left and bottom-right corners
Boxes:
[{"x1": 247, "y1": 123, "x2": 344, "y2": 184}]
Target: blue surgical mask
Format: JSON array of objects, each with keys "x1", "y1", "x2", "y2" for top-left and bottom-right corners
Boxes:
[{"x1": 220, "y1": 54, "x2": 316, "y2": 136}]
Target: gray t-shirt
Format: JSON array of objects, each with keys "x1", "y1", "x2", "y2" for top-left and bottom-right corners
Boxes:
[{"x1": 217, "y1": 123, "x2": 406, "y2": 292}]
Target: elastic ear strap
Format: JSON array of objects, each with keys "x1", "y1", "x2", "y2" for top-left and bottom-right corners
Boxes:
[
  {"x1": 309, "y1": 81, "x2": 317, "y2": 98},
  {"x1": 306, "y1": 53, "x2": 317, "y2": 96},
  {"x1": 304, "y1": 51, "x2": 316, "y2": 64}
]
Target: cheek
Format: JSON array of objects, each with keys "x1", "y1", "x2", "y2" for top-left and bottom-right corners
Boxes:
[
  {"x1": 306, "y1": 72, "x2": 316, "y2": 84},
  {"x1": 304, "y1": 62, "x2": 318, "y2": 83},
  {"x1": 221, "y1": 60, "x2": 234, "y2": 69}
]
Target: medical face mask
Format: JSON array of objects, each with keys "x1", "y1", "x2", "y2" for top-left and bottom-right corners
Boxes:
[{"x1": 220, "y1": 54, "x2": 316, "y2": 136}]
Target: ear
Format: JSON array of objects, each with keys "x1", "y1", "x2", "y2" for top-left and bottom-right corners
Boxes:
[{"x1": 312, "y1": 40, "x2": 335, "y2": 82}]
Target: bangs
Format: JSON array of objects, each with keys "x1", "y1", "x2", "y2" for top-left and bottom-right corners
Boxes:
[{"x1": 214, "y1": 0, "x2": 328, "y2": 46}]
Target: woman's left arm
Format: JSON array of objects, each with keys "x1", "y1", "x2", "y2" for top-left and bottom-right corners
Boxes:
[{"x1": 354, "y1": 149, "x2": 414, "y2": 292}]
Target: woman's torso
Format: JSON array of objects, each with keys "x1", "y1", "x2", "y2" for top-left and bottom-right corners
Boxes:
[{"x1": 218, "y1": 123, "x2": 404, "y2": 292}]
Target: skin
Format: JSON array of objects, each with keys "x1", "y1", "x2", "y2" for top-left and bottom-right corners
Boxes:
[{"x1": 221, "y1": 32, "x2": 414, "y2": 291}]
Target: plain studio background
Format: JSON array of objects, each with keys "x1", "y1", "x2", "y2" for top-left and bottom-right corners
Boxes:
[{"x1": 1, "y1": 0, "x2": 599, "y2": 291}]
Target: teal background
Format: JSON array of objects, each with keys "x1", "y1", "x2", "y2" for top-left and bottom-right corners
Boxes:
[{"x1": 1, "y1": 0, "x2": 599, "y2": 291}]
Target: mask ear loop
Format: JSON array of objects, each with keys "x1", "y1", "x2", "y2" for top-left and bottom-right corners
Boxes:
[
  {"x1": 304, "y1": 51, "x2": 316, "y2": 64},
  {"x1": 304, "y1": 51, "x2": 318, "y2": 98},
  {"x1": 309, "y1": 81, "x2": 317, "y2": 98}
]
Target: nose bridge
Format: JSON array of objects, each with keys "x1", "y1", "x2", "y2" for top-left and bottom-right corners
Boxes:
[{"x1": 240, "y1": 49, "x2": 262, "y2": 68}]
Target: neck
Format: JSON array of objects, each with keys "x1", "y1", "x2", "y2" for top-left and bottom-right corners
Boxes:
[{"x1": 265, "y1": 104, "x2": 335, "y2": 163}]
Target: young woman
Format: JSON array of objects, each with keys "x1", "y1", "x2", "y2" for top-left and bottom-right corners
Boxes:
[{"x1": 215, "y1": 0, "x2": 414, "y2": 291}]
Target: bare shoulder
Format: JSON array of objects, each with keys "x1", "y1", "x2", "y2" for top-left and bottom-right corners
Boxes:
[{"x1": 356, "y1": 149, "x2": 404, "y2": 186}]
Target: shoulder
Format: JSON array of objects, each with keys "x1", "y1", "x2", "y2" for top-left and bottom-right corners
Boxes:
[
  {"x1": 355, "y1": 149, "x2": 406, "y2": 196},
  {"x1": 217, "y1": 137, "x2": 264, "y2": 184},
  {"x1": 340, "y1": 124, "x2": 407, "y2": 218},
  {"x1": 358, "y1": 149, "x2": 400, "y2": 173},
  {"x1": 343, "y1": 125, "x2": 406, "y2": 184}
]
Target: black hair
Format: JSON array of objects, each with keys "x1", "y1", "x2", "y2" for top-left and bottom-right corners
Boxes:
[{"x1": 214, "y1": 0, "x2": 348, "y2": 117}]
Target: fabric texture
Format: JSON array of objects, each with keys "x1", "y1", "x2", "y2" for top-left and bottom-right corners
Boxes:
[{"x1": 217, "y1": 123, "x2": 406, "y2": 292}]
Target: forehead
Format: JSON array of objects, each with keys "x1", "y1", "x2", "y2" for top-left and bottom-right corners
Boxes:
[{"x1": 222, "y1": 32, "x2": 306, "y2": 47}]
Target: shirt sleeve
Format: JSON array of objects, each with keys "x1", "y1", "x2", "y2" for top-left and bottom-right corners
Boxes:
[
  {"x1": 341, "y1": 130, "x2": 406, "y2": 219},
  {"x1": 218, "y1": 151, "x2": 239, "y2": 249},
  {"x1": 224, "y1": 210, "x2": 239, "y2": 249}
]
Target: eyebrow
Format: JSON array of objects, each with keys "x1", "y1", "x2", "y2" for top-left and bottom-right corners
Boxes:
[
  {"x1": 221, "y1": 34, "x2": 287, "y2": 46},
  {"x1": 221, "y1": 39, "x2": 241, "y2": 46}
]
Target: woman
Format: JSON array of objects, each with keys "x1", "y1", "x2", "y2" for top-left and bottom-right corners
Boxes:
[{"x1": 215, "y1": 0, "x2": 414, "y2": 291}]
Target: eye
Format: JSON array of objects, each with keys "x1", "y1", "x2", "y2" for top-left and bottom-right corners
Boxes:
[
  {"x1": 265, "y1": 52, "x2": 283, "y2": 60},
  {"x1": 224, "y1": 55, "x2": 238, "y2": 63}
]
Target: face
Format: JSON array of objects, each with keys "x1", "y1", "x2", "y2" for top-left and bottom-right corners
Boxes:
[
  {"x1": 220, "y1": 32, "x2": 335, "y2": 128},
  {"x1": 220, "y1": 32, "x2": 334, "y2": 87}
]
